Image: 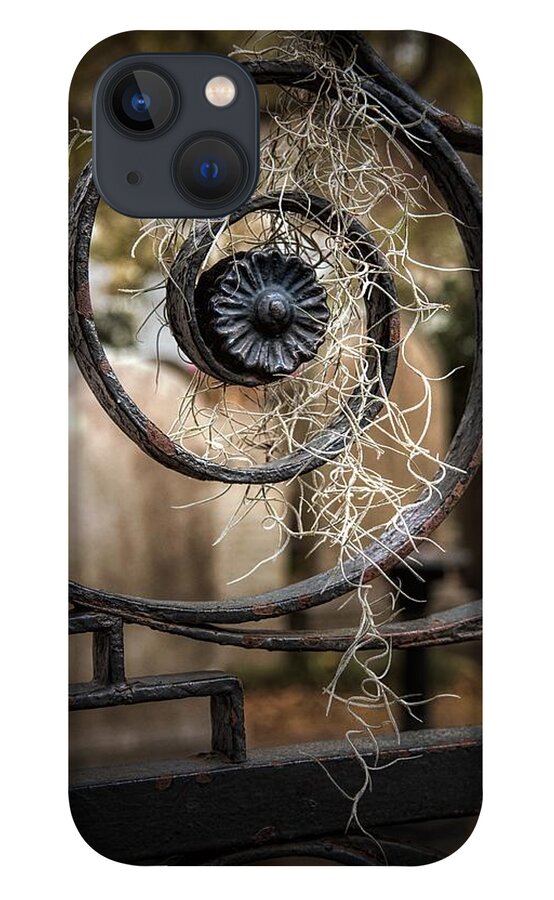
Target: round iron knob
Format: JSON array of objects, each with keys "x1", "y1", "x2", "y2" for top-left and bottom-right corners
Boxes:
[{"x1": 253, "y1": 289, "x2": 294, "y2": 335}]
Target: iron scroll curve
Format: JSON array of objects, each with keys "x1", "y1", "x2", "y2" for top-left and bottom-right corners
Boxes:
[
  {"x1": 69, "y1": 41, "x2": 482, "y2": 630},
  {"x1": 70, "y1": 178, "x2": 400, "y2": 484}
]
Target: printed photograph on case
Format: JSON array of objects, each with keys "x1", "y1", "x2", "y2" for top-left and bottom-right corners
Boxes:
[{"x1": 69, "y1": 29, "x2": 482, "y2": 865}]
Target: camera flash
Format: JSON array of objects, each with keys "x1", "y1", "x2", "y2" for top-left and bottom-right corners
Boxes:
[{"x1": 205, "y1": 76, "x2": 236, "y2": 108}]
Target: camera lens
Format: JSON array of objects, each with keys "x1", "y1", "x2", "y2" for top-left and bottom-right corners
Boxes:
[
  {"x1": 109, "y1": 68, "x2": 176, "y2": 134},
  {"x1": 130, "y1": 92, "x2": 150, "y2": 113},
  {"x1": 173, "y1": 135, "x2": 247, "y2": 205}
]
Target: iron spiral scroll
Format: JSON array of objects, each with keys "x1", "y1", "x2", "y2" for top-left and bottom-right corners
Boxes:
[{"x1": 69, "y1": 34, "x2": 482, "y2": 647}]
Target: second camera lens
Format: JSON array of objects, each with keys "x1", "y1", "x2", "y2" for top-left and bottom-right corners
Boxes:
[
  {"x1": 109, "y1": 68, "x2": 176, "y2": 134},
  {"x1": 173, "y1": 135, "x2": 247, "y2": 205}
]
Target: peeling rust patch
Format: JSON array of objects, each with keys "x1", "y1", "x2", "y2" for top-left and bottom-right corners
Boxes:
[
  {"x1": 195, "y1": 772, "x2": 213, "y2": 784},
  {"x1": 253, "y1": 603, "x2": 274, "y2": 617},
  {"x1": 241, "y1": 634, "x2": 265, "y2": 649},
  {"x1": 253, "y1": 825, "x2": 278, "y2": 845},
  {"x1": 75, "y1": 286, "x2": 93, "y2": 318},
  {"x1": 440, "y1": 112, "x2": 464, "y2": 133},
  {"x1": 155, "y1": 774, "x2": 173, "y2": 792},
  {"x1": 145, "y1": 423, "x2": 177, "y2": 456}
]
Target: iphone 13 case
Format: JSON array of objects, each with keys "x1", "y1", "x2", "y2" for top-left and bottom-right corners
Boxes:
[{"x1": 69, "y1": 30, "x2": 482, "y2": 865}]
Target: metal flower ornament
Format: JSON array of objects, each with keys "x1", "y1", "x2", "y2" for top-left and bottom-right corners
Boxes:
[{"x1": 196, "y1": 248, "x2": 330, "y2": 381}]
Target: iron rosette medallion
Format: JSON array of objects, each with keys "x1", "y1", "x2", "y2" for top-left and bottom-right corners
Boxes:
[{"x1": 195, "y1": 247, "x2": 330, "y2": 381}]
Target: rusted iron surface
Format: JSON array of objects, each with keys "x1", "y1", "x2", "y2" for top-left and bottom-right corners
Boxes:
[
  {"x1": 69, "y1": 43, "x2": 481, "y2": 626},
  {"x1": 70, "y1": 181, "x2": 399, "y2": 483},
  {"x1": 201, "y1": 835, "x2": 441, "y2": 866},
  {"x1": 69, "y1": 725, "x2": 482, "y2": 864},
  {"x1": 69, "y1": 615, "x2": 247, "y2": 764},
  {"x1": 244, "y1": 41, "x2": 482, "y2": 155},
  {"x1": 70, "y1": 597, "x2": 481, "y2": 652},
  {"x1": 324, "y1": 32, "x2": 482, "y2": 154},
  {"x1": 70, "y1": 671, "x2": 246, "y2": 763},
  {"x1": 69, "y1": 608, "x2": 125, "y2": 685}
]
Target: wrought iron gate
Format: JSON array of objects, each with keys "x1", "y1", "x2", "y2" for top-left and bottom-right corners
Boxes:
[{"x1": 69, "y1": 31, "x2": 482, "y2": 865}]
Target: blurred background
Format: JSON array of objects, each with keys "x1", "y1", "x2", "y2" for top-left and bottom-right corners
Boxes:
[{"x1": 69, "y1": 31, "x2": 482, "y2": 797}]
